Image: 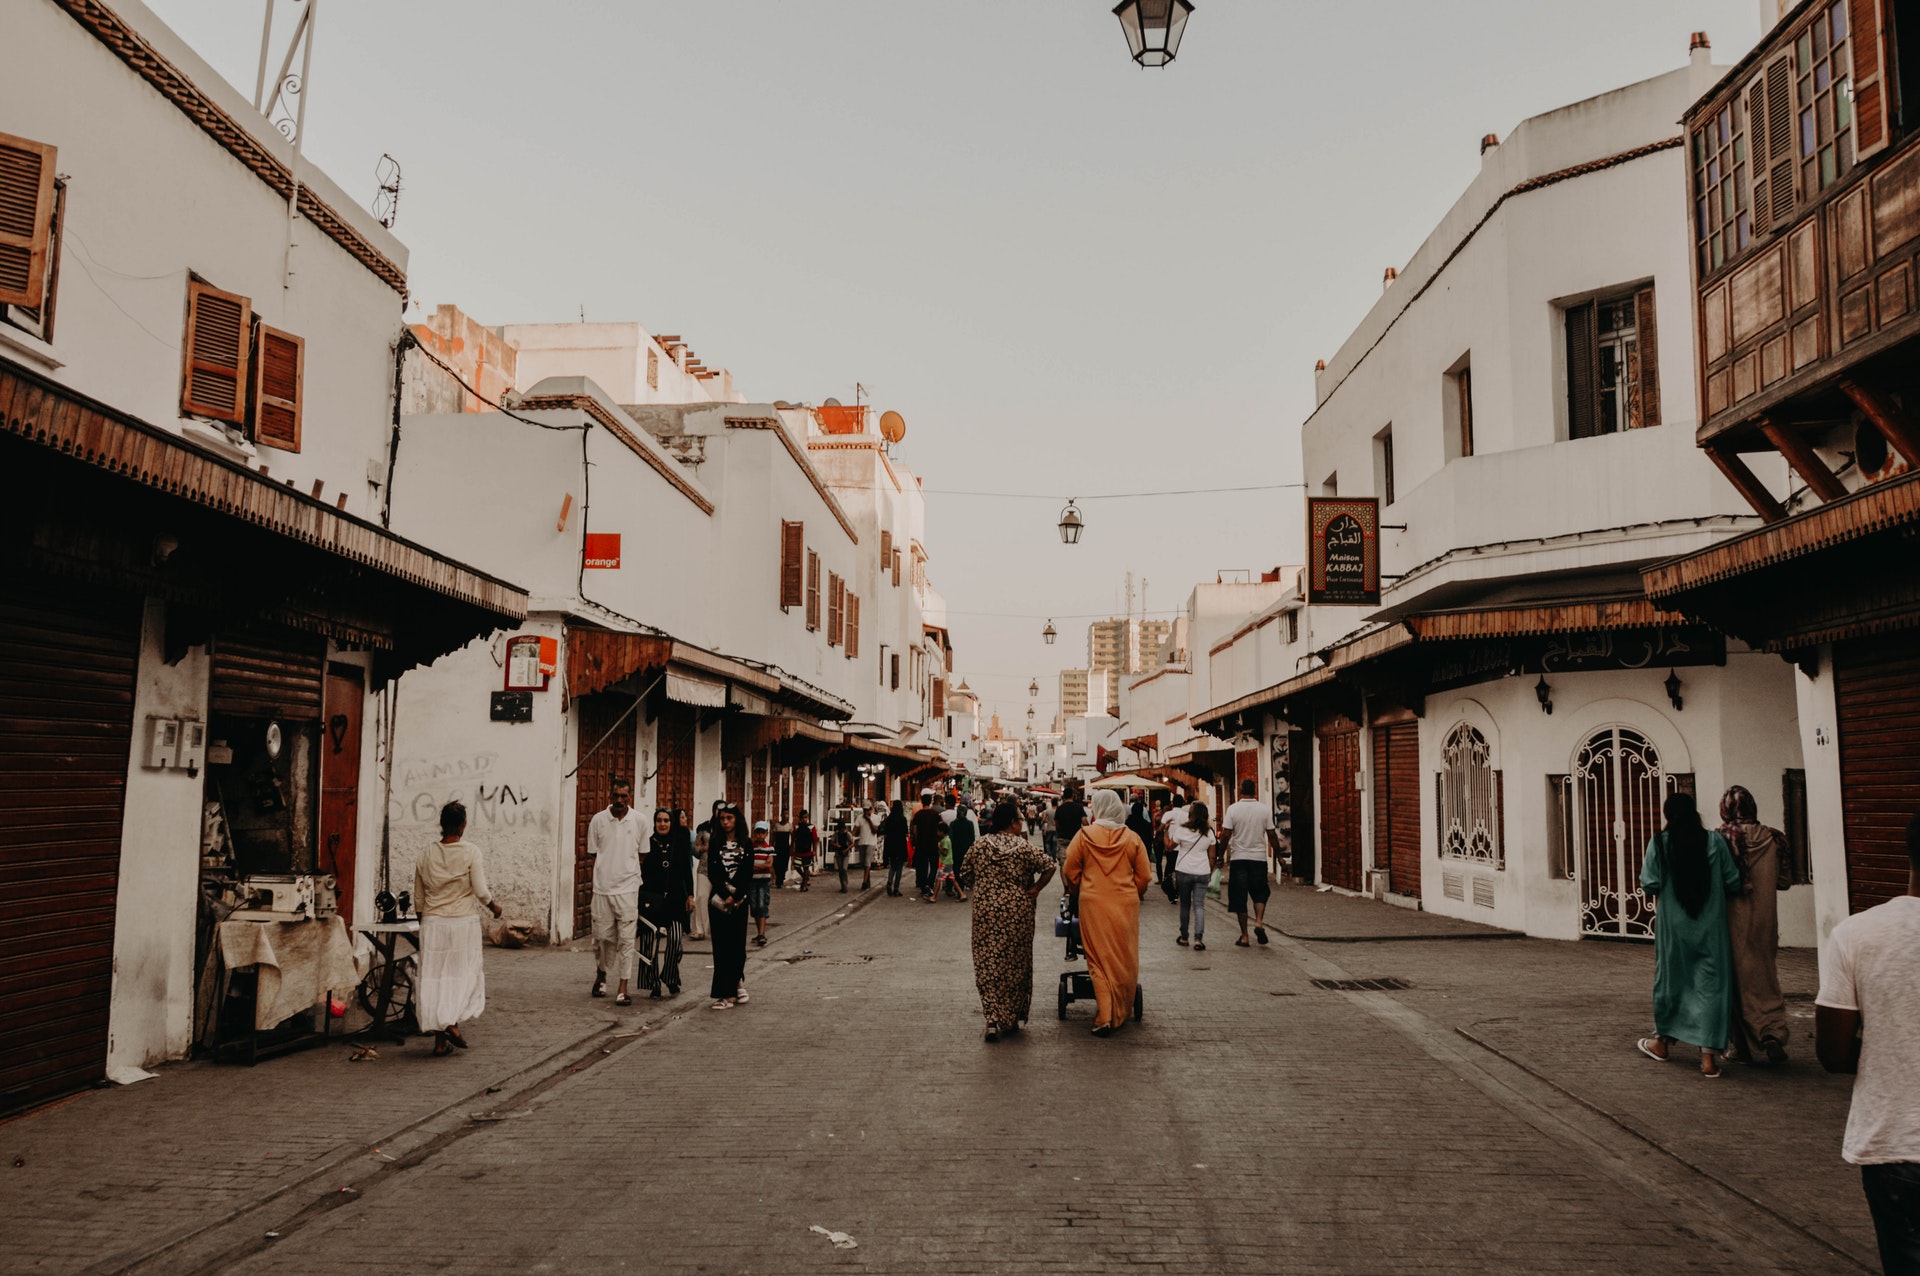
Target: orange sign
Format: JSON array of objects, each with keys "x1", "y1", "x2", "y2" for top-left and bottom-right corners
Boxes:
[{"x1": 583, "y1": 532, "x2": 622, "y2": 570}]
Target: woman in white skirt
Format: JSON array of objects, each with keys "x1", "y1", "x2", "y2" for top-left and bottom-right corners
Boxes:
[{"x1": 414, "y1": 800, "x2": 503, "y2": 1056}]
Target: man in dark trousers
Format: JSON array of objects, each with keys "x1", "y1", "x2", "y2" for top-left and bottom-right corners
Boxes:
[
  {"x1": 1053, "y1": 784, "x2": 1086, "y2": 862},
  {"x1": 910, "y1": 789, "x2": 945, "y2": 901}
]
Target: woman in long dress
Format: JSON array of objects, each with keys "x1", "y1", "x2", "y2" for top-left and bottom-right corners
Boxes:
[
  {"x1": 1063, "y1": 789, "x2": 1153, "y2": 1037},
  {"x1": 706, "y1": 805, "x2": 753, "y2": 1010},
  {"x1": 414, "y1": 800, "x2": 503, "y2": 1056},
  {"x1": 1637, "y1": 791, "x2": 1743, "y2": 1077},
  {"x1": 882, "y1": 800, "x2": 911, "y2": 897},
  {"x1": 960, "y1": 801, "x2": 1057, "y2": 1041},
  {"x1": 639, "y1": 808, "x2": 695, "y2": 999},
  {"x1": 1718, "y1": 785, "x2": 1792, "y2": 1063}
]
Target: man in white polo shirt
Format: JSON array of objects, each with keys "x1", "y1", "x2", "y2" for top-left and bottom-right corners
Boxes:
[
  {"x1": 1817, "y1": 811, "x2": 1920, "y2": 1274},
  {"x1": 1221, "y1": 778, "x2": 1282, "y2": 948},
  {"x1": 587, "y1": 778, "x2": 644, "y2": 1007}
]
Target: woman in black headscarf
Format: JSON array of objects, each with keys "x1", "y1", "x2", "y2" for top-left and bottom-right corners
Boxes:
[
  {"x1": 882, "y1": 799, "x2": 911, "y2": 897},
  {"x1": 706, "y1": 804, "x2": 753, "y2": 1010},
  {"x1": 639, "y1": 808, "x2": 695, "y2": 998},
  {"x1": 1636, "y1": 791, "x2": 1742, "y2": 1077}
]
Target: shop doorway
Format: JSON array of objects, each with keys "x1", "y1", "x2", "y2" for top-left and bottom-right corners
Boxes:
[
  {"x1": 318, "y1": 664, "x2": 363, "y2": 924},
  {"x1": 1317, "y1": 717, "x2": 1363, "y2": 890}
]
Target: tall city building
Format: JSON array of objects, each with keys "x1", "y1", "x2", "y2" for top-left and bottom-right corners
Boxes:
[
  {"x1": 1136, "y1": 618, "x2": 1175, "y2": 671},
  {"x1": 1059, "y1": 669, "x2": 1090, "y2": 718}
]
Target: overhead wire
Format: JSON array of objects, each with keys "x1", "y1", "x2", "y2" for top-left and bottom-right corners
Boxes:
[{"x1": 920, "y1": 482, "x2": 1308, "y2": 501}]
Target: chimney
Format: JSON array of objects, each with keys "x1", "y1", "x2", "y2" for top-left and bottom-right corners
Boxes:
[
  {"x1": 1314, "y1": 358, "x2": 1327, "y2": 372},
  {"x1": 1690, "y1": 30, "x2": 1712, "y2": 69},
  {"x1": 1480, "y1": 132, "x2": 1499, "y2": 155},
  {"x1": 1382, "y1": 266, "x2": 1399, "y2": 292}
]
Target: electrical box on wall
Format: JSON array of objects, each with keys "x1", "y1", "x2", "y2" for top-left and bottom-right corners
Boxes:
[
  {"x1": 176, "y1": 719, "x2": 206, "y2": 775},
  {"x1": 490, "y1": 690, "x2": 533, "y2": 723},
  {"x1": 144, "y1": 717, "x2": 180, "y2": 769}
]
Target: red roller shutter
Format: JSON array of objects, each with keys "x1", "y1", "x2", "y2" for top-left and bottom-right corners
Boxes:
[
  {"x1": 1834, "y1": 633, "x2": 1920, "y2": 911},
  {"x1": 0, "y1": 580, "x2": 140, "y2": 1116}
]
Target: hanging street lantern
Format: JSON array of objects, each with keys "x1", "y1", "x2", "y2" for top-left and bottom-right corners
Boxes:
[
  {"x1": 1058, "y1": 500, "x2": 1084, "y2": 545},
  {"x1": 1043, "y1": 620, "x2": 1057, "y2": 645},
  {"x1": 1029, "y1": 679, "x2": 1039, "y2": 698},
  {"x1": 1113, "y1": 0, "x2": 1194, "y2": 68}
]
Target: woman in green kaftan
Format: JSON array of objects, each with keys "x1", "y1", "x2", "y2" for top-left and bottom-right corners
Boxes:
[{"x1": 1636, "y1": 791, "x2": 1743, "y2": 1078}]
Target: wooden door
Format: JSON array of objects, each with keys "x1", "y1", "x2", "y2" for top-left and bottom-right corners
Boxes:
[
  {"x1": 1317, "y1": 719, "x2": 1362, "y2": 890},
  {"x1": 1371, "y1": 720, "x2": 1421, "y2": 897},
  {"x1": 572, "y1": 696, "x2": 635, "y2": 934},
  {"x1": 654, "y1": 702, "x2": 696, "y2": 820},
  {"x1": 1834, "y1": 633, "x2": 1920, "y2": 911},
  {"x1": 0, "y1": 579, "x2": 139, "y2": 1116},
  {"x1": 318, "y1": 664, "x2": 364, "y2": 923}
]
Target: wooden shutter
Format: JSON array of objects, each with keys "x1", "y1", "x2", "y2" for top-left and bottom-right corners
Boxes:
[
  {"x1": 1566, "y1": 300, "x2": 1597, "y2": 439},
  {"x1": 890, "y1": 652, "x2": 900, "y2": 690},
  {"x1": 805, "y1": 551, "x2": 821, "y2": 631},
  {"x1": 1765, "y1": 56, "x2": 1797, "y2": 223},
  {"x1": 880, "y1": 529, "x2": 892, "y2": 574},
  {"x1": 1834, "y1": 633, "x2": 1920, "y2": 910},
  {"x1": 1634, "y1": 284, "x2": 1659, "y2": 428},
  {"x1": 891, "y1": 549, "x2": 901, "y2": 587},
  {"x1": 1851, "y1": 0, "x2": 1891, "y2": 160},
  {"x1": 182, "y1": 280, "x2": 251, "y2": 423},
  {"x1": 0, "y1": 133, "x2": 56, "y2": 310},
  {"x1": 251, "y1": 324, "x2": 304, "y2": 450},
  {"x1": 1747, "y1": 75, "x2": 1774, "y2": 234},
  {"x1": 845, "y1": 593, "x2": 860, "y2": 659},
  {"x1": 931, "y1": 677, "x2": 945, "y2": 719},
  {"x1": 1458, "y1": 366, "x2": 1474, "y2": 457},
  {"x1": 779, "y1": 521, "x2": 805, "y2": 611},
  {"x1": 827, "y1": 572, "x2": 844, "y2": 647}
]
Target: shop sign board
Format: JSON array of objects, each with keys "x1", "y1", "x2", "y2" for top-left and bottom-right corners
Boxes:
[
  {"x1": 583, "y1": 533, "x2": 622, "y2": 570},
  {"x1": 1308, "y1": 497, "x2": 1379, "y2": 606},
  {"x1": 505, "y1": 634, "x2": 558, "y2": 691}
]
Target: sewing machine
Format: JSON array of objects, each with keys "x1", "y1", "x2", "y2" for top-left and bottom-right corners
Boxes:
[{"x1": 228, "y1": 873, "x2": 337, "y2": 923}]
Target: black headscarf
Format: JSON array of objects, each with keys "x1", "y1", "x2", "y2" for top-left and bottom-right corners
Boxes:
[{"x1": 1662, "y1": 791, "x2": 1712, "y2": 918}]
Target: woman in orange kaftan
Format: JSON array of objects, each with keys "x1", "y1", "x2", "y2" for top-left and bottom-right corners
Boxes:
[{"x1": 1063, "y1": 788, "x2": 1153, "y2": 1036}]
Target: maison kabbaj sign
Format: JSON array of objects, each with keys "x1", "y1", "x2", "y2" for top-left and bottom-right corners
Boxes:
[{"x1": 1308, "y1": 497, "x2": 1380, "y2": 606}]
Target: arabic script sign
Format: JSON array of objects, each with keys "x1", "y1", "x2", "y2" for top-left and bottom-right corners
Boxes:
[{"x1": 1307, "y1": 497, "x2": 1380, "y2": 606}]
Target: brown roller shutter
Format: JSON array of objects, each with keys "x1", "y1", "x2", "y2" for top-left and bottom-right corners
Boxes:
[
  {"x1": 209, "y1": 630, "x2": 326, "y2": 721},
  {"x1": 654, "y1": 701, "x2": 697, "y2": 821},
  {"x1": 1834, "y1": 633, "x2": 1920, "y2": 911},
  {"x1": 1371, "y1": 720, "x2": 1421, "y2": 897},
  {"x1": 0, "y1": 580, "x2": 140, "y2": 1116},
  {"x1": 573, "y1": 695, "x2": 636, "y2": 934},
  {"x1": 1316, "y1": 716, "x2": 1362, "y2": 891}
]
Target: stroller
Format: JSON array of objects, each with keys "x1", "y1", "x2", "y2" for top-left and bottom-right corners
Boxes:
[{"x1": 1054, "y1": 890, "x2": 1144, "y2": 1022}]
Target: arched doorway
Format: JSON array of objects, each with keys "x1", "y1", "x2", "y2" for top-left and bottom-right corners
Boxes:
[{"x1": 1574, "y1": 725, "x2": 1663, "y2": 938}]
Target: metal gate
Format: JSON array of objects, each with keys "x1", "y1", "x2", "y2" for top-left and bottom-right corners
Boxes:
[
  {"x1": 1575, "y1": 726, "x2": 1664, "y2": 938},
  {"x1": 0, "y1": 580, "x2": 140, "y2": 1115}
]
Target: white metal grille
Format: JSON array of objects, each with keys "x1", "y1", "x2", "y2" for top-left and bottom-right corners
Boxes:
[
  {"x1": 1575, "y1": 726, "x2": 1663, "y2": 938},
  {"x1": 1438, "y1": 723, "x2": 1501, "y2": 868}
]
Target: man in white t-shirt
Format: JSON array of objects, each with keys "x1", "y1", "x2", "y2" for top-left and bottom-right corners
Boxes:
[
  {"x1": 1817, "y1": 811, "x2": 1920, "y2": 1274},
  {"x1": 587, "y1": 779, "x2": 644, "y2": 1006},
  {"x1": 1221, "y1": 778, "x2": 1282, "y2": 947},
  {"x1": 1157, "y1": 795, "x2": 1187, "y2": 894}
]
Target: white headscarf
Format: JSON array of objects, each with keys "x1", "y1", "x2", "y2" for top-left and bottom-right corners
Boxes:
[{"x1": 1089, "y1": 788, "x2": 1127, "y2": 829}]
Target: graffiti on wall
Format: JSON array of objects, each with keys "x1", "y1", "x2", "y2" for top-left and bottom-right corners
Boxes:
[{"x1": 392, "y1": 752, "x2": 551, "y2": 833}]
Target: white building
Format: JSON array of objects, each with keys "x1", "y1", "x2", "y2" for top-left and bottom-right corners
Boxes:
[
  {"x1": 0, "y1": 0, "x2": 525, "y2": 1110},
  {"x1": 1201, "y1": 38, "x2": 1814, "y2": 945}
]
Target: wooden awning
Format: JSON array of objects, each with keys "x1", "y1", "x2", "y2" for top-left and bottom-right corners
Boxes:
[
  {"x1": 568, "y1": 629, "x2": 671, "y2": 699},
  {"x1": 1405, "y1": 598, "x2": 1686, "y2": 640},
  {"x1": 1645, "y1": 471, "x2": 1920, "y2": 598},
  {"x1": 723, "y1": 715, "x2": 845, "y2": 763},
  {"x1": 0, "y1": 360, "x2": 525, "y2": 619}
]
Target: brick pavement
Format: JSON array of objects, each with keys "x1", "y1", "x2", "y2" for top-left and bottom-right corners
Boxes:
[
  {"x1": 0, "y1": 881, "x2": 865, "y2": 1275},
  {"x1": 2, "y1": 877, "x2": 1878, "y2": 1274}
]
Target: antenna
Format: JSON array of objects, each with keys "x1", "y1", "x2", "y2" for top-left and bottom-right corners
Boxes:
[{"x1": 372, "y1": 153, "x2": 402, "y2": 228}]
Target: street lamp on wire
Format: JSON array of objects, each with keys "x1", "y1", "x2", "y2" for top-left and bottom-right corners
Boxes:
[{"x1": 1113, "y1": 0, "x2": 1194, "y2": 68}]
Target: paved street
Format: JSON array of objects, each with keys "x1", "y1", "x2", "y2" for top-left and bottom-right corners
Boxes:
[{"x1": 3, "y1": 882, "x2": 1876, "y2": 1275}]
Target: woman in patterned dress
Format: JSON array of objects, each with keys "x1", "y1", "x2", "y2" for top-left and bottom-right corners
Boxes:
[{"x1": 960, "y1": 801, "x2": 1057, "y2": 1042}]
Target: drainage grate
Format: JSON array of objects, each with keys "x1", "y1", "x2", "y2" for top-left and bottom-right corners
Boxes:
[{"x1": 1310, "y1": 977, "x2": 1412, "y2": 991}]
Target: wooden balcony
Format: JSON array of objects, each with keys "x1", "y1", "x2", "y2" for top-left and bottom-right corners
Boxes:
[{"x1": 1684, "y1": 0, "x2": 1920, "y2": 518}]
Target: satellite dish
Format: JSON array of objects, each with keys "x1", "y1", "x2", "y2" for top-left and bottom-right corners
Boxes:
[
  {"x1": 879, "y1": 410, "x2": 906, "y2": 443},
  {"x1": 823, "y1": 397, "x2": 842, "y2": 408}
]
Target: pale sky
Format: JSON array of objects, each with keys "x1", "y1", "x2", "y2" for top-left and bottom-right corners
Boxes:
[{"x1": 151, "y1": 0, "x2": 1763, "y2": 727}]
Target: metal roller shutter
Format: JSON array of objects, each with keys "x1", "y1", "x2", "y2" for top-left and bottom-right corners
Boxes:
[
  {"x1": 1834, "y1": 633, "x2": 1920, "y2": 911},
  {"x1": 0, "y1": 581, "x2": 139, "y2": 1116},
  {"x1": 209, "y1": 629, "x2": 325, "y2": 721}
]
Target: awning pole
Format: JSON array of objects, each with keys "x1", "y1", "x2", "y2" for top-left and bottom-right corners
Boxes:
[{"x1": 566, "y1": 671, "x2": 665, "y2": 779}]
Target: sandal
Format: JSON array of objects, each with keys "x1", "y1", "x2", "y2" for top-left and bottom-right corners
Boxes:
[
  {"x1": 1701, "y1": 1052, "x2": 1722, "y2": 1079},
  {"x1": 1637, "y1": 1037, "x2": 1669, "y2": 1062},
  {"x1": 734, "y1": 990, "x2": 750, "y2": 1004},
  {"x1": 1193, "y1": 942, "x2": 1206, "y2": 951},
  {"x1": 1176, "y1": 937, "x2": 1189, "y2": 947},
  {"x1": 614, "y1": 992, "x2": 631, "y2": 1007},
  {"x1": 432, "y1": 1035, "x2": 454, "y2": 1057},
  {"x1": 1255, "y1": 927, "x2": 1269, "y2": 945},
  {"x1": 444, "y1": 1026, "x2": 469, "y2": 1049},
  {"x1": 1235, "y1": 937, "x2": 1251, "y2": 947},
  {"x1": 590, "y1": 979, "x2": 607, "y2": 999},
  {"x1": 710, "y1": 999, "x2": 734, "y2": 1011}
]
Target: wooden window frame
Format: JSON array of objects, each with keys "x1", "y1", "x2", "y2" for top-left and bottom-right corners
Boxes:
[
  {"x1": 880, "y1": 529, "x2": 892, "y2": 576},
  {"x1": 891, "y1": 548, "x2": 901, "y2": 587},
  {"x1": 890, "y1": 651, "x2": 900, "y2": 691},
  {"x1": 3, "y1": 177, "x2": 64, "y2": 342},
  {"x1": 181, "y1": 278, "x2": 252, "y2": 425},
  {"x1": 250, "y1": 322, "x2": 305, "y2": 451},
  {"x1": 0, "y1": 132, "x2": 58, "y2": 312},
  {"x1": 845, "y1": 593, "x2": 860, "y2": 659},
  {"x1": 827, "y1": 572, "x2": 844, "y2": 647},
  {"x1": 805, "y1": 551, "x2": 821, "y2": 631},
  {"x1": 779, "y1": 521, "x2": 805, "y2": 611},
  {"x1": 1566, "y1": 283, "x2": 1658, "y2": 438}
]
